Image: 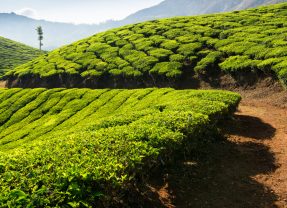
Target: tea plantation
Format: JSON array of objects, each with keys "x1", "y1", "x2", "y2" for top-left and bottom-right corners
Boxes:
[
  {"x1": 0, "y1": 36, "x2": 44, "y2": 77},
  {"x1": 4, "y1": 3, "x2": 287, "y2": 88},
  {"x1": 0, "y1": 88, "x2": 240, "y2": 207}
]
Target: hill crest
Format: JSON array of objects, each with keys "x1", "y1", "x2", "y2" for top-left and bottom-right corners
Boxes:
[{"x1": 4, "y1": 3, "x2": 287, "y2": 89}]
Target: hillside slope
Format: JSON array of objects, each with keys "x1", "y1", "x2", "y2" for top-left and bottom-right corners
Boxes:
[
  {"x1": 0, "y1": 36, "x2": 44, "y2": 77},
  {"x1": 4, "y1": 3, "x2": 287, "y2": 89},
  {"x1": 0, "y1": 88, "x2": 240, "y2": 207},
  {"x1": 122, "y1": 0, "x2": 287, "y2": 24}
]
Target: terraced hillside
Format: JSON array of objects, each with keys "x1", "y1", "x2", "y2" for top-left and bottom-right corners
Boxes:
[
  {"x1": 0, "y1": 36, "x2": 44, "y2": 77},
  {"x1": 0, "y1": 88, "x2": 240, "y2": 207},
  {"x1": 4, "y1": 3, "x2": 287, "y2": 88}
]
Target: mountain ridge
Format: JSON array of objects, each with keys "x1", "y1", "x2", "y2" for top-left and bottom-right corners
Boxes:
[
  {"x1": 122, "y1": 0, "x2": 287, "y2": 24},
  {"x1": 0, "y1": 0, "x2": 286, "y2": 49},
  {"x1": 0, "y1": 12, "x2": 107, "y2": 50}
]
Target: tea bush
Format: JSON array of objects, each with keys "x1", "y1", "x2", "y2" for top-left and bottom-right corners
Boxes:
[{"x1": 0, "y1": 88, "x2": 241, "y2": 207}]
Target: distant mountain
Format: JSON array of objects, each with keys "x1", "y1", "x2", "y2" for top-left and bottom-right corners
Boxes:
[
  {"x1": 0, "y1": 36, "x2": 44, "y2": 76},
  {"x1": 1, "y1": 0, "x2": 286, "y2": 50},
  {"x1": 0, "y1": 13, "x2": 113, "y2": 50},
  {"x1": 122, "y1": 0, "x2": 287, "y2": 24}
]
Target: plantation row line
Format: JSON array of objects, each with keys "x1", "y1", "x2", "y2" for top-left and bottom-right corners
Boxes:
[
  {"x1": 0, "y1": 88, "x2": 240, "y2": 207},
  {"x1": 0, "y1": 88, "x2": 238, "y2": 150}
]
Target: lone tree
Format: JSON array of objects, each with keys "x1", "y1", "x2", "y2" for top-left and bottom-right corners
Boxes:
[{"x1": 36, "y1": 26, "x2": 44, "y2": 50}]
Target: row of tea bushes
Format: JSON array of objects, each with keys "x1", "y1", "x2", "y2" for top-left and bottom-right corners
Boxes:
[
  {"x1": 4, "y1": 3, "x2": 287, "y2": 86},
  {"x1": 0, "y1": 88, "x2": 241, "y2": 207}
]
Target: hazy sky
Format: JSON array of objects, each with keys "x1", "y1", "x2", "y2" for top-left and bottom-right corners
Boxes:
[{"x1": 0, "y1": 0, "x2": 164, "y2": 24}]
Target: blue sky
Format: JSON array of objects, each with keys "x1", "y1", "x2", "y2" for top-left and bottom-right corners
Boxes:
[{"x1": 0, "y1": 0, "x2": 164, "y2": 24}]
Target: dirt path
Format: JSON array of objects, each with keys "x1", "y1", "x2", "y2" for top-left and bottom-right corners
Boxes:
[
  {"x1": 0, "y1": 81, "x2": 6, "y2": 88},
  {"x1": 147, "y1": 98, "x2": 287, "y2": 208},
  {"x1": 238, "y1": 100, "x2": 287, "y2": 208}
]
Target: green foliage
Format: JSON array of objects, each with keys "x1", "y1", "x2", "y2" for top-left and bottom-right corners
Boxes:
[
  {"x1": 219, "y1": 56, "x2": 259, "y2": 72},
  {"x1": 150, "y1": 62, "x2": 183, "y2": 78},
  {"x1": 163, "y1": 28, "x2": 189, "y2": 39},
  {"x1": 257, "y1": 58, "x2": 283, "y2": 70},
  {"x1": 177, "y1": 42, "x2": 203, "y2": 56},
  {"x1": 0, "y1": 88, "x2": 241, "y2": 207},
  {"x1": 169, "y1": 54, "x2": 185, "y2": 62},
  {"x1": 123, "y1": 50, "x2": 158, "y2": 72},
  {"x1": 176, "y1": 34, "x2": 202, "y2": 44},
  {"x1": 4, "y1": 3, "x2": 287, "y2": 87},
  {"x1": 134, "y1": 38, "x2": 154, "y2": 51},
  {"x1": 272, "y1": 60, "x2": 287, "y2": 84},
  {"x1": 0, "y1": 36, "x2": 44, "y2": 77},
  {"x1": 195, "y1": 51, "x2": 223, "y2": 72},
  {"x1": 149, "y1": 35, "x2": 166, "y2": 45},
  {"x1": 148, "y1": 48, "x2": 173, "y2": 61},
  {"x1": 218, "y1": 41, "x2": 258, "y2": 55},
  {"x1": 161, "y1": 40, "x2": 179, "y2": 51}
]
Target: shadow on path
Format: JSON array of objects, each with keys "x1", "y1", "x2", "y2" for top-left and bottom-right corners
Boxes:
[
  {"x1": 225, "y1": 114, "x2": 276, "y2": 140},
  {"x1": 143, "y1": 113, "x2": 278, "y2": 208}
]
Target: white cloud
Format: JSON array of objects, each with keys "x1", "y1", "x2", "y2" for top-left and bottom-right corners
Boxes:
[{"x1": 16, "y1": 8, "x2": 38, "y2": 19}]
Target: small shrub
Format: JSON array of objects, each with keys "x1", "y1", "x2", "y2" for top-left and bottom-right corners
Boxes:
[
  {"x1": 148, "y1": 48, "x2": 173, "y2": 61},
  {"x1": 169, "y1": 54, "x2": 185, "y2": 62},
  {"x1": 177, "y1": 43, "x2": 202, "y2": 56},
  {"x1": 160, "y1": 40, "x2": 179, "y2": 51},
  {"x1": 150, "y1": 62, "x2": 183, "y2": 78},
  {"x1": 219, "y1": 55, "x2": 259, "y2": 72}
]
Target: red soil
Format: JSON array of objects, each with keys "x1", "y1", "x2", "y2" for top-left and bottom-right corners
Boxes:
[{"x1": 146, "y1": 87, "x2": 287, "y2": 208}]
